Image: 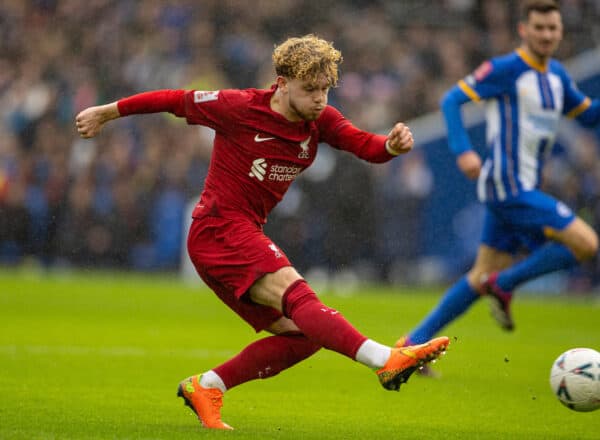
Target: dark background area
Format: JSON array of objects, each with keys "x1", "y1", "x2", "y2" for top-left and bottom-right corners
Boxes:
[{"x1": 1, "y1": 0, "x2": 600, "y2": 290}]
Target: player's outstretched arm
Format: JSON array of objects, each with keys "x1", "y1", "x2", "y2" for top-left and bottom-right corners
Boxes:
[
  {"x1": 75, "y1": 103, "x2": 120, "y2": 139},
  {"x1": 76, "y1": 90, "x2": 187, "y2": 139}
]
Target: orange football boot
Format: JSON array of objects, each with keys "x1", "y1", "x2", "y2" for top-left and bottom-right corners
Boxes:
[
  {"x1": 177, "y1": 375, "x2": 233, "y2": 430},
  {"x1": 377, "y1": 336, "x2": 449, "y2": 390},
  {"x1": 395, "y1": 336, "x2": 440, "y2": 378}
]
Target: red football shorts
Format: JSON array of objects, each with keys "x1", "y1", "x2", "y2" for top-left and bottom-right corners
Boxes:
[{"x1": 187, "y1": 216, "x2": 291, "y2": 332}]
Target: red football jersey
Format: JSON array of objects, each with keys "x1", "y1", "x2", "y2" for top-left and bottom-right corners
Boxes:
[{"x1": 181, "y1": 87, "x2": 392, "y2": 225}]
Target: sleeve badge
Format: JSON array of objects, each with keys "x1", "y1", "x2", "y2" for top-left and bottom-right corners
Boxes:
[
  {"x1": 193, "y1": 90, "x2": 220, "y2": 103},
  {"x1": 473, "y1": 61, "x2": 493, "y2": 82}
]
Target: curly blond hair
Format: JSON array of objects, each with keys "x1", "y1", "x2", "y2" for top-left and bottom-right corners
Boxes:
[{"x1": 272, "y1": 34, "x2": 343, "y2": 86}]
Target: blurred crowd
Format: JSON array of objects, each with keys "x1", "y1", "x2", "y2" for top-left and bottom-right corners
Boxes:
[{"x1": 1, "y1": 0, "x2": 600, "y2": 288}]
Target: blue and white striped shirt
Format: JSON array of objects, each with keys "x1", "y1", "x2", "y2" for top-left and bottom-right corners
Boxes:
[{"x1": 442, "y1": 48, "x2": 600, "y2": 202}]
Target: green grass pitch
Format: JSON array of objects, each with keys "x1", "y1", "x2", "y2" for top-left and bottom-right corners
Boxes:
[{"x1": 1, "y1": 268, "x2": 599, "y2": 439}]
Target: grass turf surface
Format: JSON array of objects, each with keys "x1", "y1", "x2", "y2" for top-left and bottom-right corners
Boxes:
[{"x1": 1, "y1": 268, "x2": 600, "y2": 439}]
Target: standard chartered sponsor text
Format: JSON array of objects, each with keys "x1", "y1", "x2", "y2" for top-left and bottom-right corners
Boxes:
[{"x1": 268, "y1": 164, "x2": 302, "y2": 181}]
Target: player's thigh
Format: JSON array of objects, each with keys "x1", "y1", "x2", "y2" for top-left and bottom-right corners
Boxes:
[
  {"x1": 466, "y1": 244, "x2": 513, "y2": 291},
  {"x1": 188, "y1": 216, "x2": 292, "y2": 331},
  {"x1": 482, "y1": 191, "x2": 578, "y2": 256},
  {"x1": 501, "y1": 191, "x2": 574, "y2": 249},
  {"x1": 508, "y1": 192, "x2": 596, "y2": 258},
  {"x1": 201, "y1": 272, "x2": 284, "y2": 333},
  {"x1": 188, "y1": 216, "x2": 292, "y2": 299},
  {"x1": 547, "y1": 217, "x2": 598, "y2": 261}
]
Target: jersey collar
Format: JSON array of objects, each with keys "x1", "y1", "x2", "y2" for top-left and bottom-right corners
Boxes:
[{"x1": 516, "y1": 48, "x2": 548, "y2": 73}]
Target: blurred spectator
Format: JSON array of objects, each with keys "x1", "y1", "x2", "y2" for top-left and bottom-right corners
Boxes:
[
  {"x1": 0, "y1": 178, "x2": 30, "y2": 264},
  {"x1": 375, "y1": 149, "x2": 434, "y2": 284}
]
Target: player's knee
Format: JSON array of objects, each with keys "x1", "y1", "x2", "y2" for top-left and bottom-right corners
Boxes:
[
  {"x1": 564, "y1": 219, "x2": 599, "y2": 261},
  {"x1": 466, "y1": 269, "x2": 487, "y2": 293},
  {"x1": 576, "y1": 233, "x2": 599, "y2": 261},
  {"x1": 250, "y1": 267, "x2": 304, "y2": 310},
  {"x1": 266, "y1": 317, "x2": 301, "y2": 335},
  {"x1": 281, "y1": 279, "x2": 318, "y2": 318}
]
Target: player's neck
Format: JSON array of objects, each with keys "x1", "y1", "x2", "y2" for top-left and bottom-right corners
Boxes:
[
  {"x1": 270, "y1": 89, "x2": 302, "y2": 122},
  {"x1": 520, "y1": 44, "x2": 550, "y2": 68}
]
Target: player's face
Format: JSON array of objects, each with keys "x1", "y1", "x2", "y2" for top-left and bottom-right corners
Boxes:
[
  {"x1": 285, "y1": 75, "x2": 330, "y2": 121},
  {"x1": 519, "y1": 10, "x2": 563, "y2": 61}
]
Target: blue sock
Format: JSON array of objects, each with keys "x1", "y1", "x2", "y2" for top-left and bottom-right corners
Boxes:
[
  {"x1": 497, "y1": 243, "x2": 578, "y2": 291},
  {"x1": 409, "y1": 276, "x2": 479, "y2": 344}
]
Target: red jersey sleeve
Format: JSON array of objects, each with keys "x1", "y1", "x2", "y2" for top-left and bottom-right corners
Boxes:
[
  {"x1": 116, "y1": 89, "x2": 248, "y2": 134},
  {"x1": 182, "y1": 89, "x2": 250, "y2": 132},
  {"x1": 317, "y1": 106, "x2": 394, "y2": 163},
  {"x1": 117, "y1": 90, "x2": 186, "y2": 116}
]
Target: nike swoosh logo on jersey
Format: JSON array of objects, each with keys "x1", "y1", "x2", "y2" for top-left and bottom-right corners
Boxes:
[{"x1": 254, "y1": 134, "x2": 276, "y2": 142}]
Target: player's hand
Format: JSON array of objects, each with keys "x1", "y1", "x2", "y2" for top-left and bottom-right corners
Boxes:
[
  {"x1": 456, "y1": 150, "x2": 482, "y2": 179},
  {"x1": 385, "y1": 122, "x2": 414, "y2": 155},
  {"x1": 75, "y1": 103, "x2": 120, "y2": 138}
]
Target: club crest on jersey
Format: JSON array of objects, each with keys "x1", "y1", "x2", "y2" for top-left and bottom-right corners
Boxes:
[
  {"x1": 268, "y1": 243, "x2": 282, "y2": 258},
  {"x1": 299, "y1": 136, "x2": 311, "y2": 159},
  {"x1": 193, "y1": 90, "x2": 219, "y2": 103}
]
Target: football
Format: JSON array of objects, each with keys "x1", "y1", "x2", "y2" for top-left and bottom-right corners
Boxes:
[{"x1": 549, "y1": 348, "x2": 600, "y2": 412}]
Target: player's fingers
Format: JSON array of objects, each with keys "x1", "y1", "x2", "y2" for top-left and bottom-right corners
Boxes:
[
  {"x1": 399, "y1": 127, "x2": 414, "y2": 143},
  {"x1": 76, "y1": 123, "x2": 93, "y2": 138},
  {"x1": 75, "y1": 121, "x2": 86, "y2": 135},
  {"x1": 398, "y1": 130, "x2": 413, "y2": 147},
  {"x1": 393, "y1": 123, "x2": 407, "y2": 136},
  {"x1": 399, "y1": 128, "x2": 413, "y2": 142},
  {"x1": 389, "y1": 122, "x2": 406, "y2": 138}
]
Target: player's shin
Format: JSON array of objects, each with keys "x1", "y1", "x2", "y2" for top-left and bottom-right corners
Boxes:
[
  {"x1": 213, "y1": 333, "x2": 320, "y2": 389},
  {"x1": 281, "y1": 279, "x2": 368, "y2": 359}
]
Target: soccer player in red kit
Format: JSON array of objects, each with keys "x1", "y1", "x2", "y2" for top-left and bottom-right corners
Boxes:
[{"x1": 76, "y1": 34, "x2": 449, "y2": 430}]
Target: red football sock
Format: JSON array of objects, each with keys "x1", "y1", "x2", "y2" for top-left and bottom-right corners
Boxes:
[
  {"x1": 213, "y1": 332, "x2": 320, "y2": 390},
  {"x1": 282, "y1": 279, "x2": 367, "y2": 359}
]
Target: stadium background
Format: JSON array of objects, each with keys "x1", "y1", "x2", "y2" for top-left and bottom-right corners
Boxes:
[{"x1": 1, "y1": 0, "x2": 600, "y2": 291}]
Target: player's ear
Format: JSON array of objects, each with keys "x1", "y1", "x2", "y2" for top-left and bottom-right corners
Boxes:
[
  {"x1": 276, "y1": 76, "x2": 288, "y2": 92},
  {"x1": 517, "y1": 21, "x2": 527, "y2": 40}
]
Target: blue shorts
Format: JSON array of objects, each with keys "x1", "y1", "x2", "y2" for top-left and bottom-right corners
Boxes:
[{"x1": 481, "y1": 190, "x2": 575, "y2": 254}]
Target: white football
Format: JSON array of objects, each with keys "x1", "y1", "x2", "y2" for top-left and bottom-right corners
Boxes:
[{"x1": 549, "y1": 348, "x2": 600, "y2": 412}]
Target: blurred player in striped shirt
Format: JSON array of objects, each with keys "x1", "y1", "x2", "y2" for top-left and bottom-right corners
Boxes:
[{"x1": 401, "y1": 0, "x2": 600, "y2": 369}]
